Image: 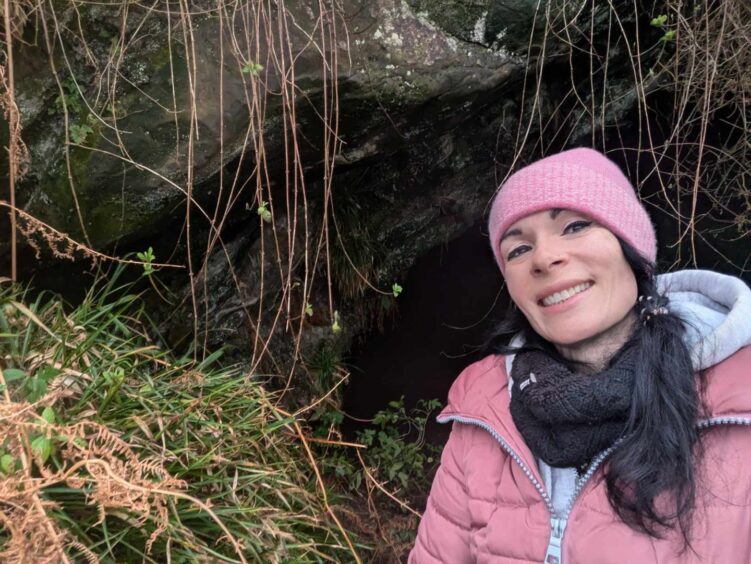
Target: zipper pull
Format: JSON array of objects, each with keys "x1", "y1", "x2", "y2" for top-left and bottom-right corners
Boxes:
[{"x1": 544, "y1": 517, "x2": 566, "y2": 564}]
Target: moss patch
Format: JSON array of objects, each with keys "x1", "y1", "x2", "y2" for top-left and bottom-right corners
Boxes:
[{"x1": 407, "y1": 0, "x2": 490, "y2": 42}]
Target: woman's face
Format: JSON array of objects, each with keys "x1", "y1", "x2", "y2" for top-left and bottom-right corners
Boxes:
[{"x1": 498, "y1": 209, "x2": 638, "y2": 354}]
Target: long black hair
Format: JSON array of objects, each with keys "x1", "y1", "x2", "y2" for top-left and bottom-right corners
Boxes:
[{"x1": 485, "y1": 239, "x2": 706, "y2": 546}]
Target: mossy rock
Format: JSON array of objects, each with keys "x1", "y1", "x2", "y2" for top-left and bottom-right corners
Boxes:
[
  {"x1": 406, "y1": 0, "x2": 542, "y2": 51},
  {"x1": 0, "y1": 0, "x2": 523, "y2": 268}
]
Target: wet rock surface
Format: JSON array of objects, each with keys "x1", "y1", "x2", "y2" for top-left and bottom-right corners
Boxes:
[{"x1": 1, "y1": 0, "x2": 519, "y2": 256}]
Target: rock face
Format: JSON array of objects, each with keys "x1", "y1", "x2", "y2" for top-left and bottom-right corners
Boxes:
[
  {"x1": 1, "y1": 0, "x2": 523, "y2": 257},
  {"x1": 2, "y1": 0, "x2": 747, "y2": 366},
  {"x1": 1, "y1": 0, "x2": 535, "y2": 353}
]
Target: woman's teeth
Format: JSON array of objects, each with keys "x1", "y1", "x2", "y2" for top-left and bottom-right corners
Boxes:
[{"x1": 541, "y1": 282, "x2": 593, "y2": 306}]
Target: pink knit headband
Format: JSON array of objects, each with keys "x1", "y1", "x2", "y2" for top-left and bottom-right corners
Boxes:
[{"x1": 488, "y1": 148, "x2": 657, "y2": 272}]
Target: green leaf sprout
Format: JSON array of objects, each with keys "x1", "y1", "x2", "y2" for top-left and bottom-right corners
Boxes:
[
  {"x1": 660, "y1": 29, "x2": 676, "y2": 42},
  {"x1": 650, "y1": 15, "x2": 667, "y2": 27},
  {"x1": 257, "y1": 201, "x2": 272, "y2": 223},
  {"x1": 69, "y1": 123, "x2": 94, "y2": 144},
  {"x1": 31, "y1": 436, "x2": 52, "y2": 463},
  {"x1": 136, "y1": 247, "x2": 156, "y2": 277},
  {"x1": 242, "y1": 61, "x2": 264, "y2": 75},
  {"x1": 392, "y1": 283, "x2": 403, "y2": 298},
  {"x1": 0, "y1": 453, "x2": 14, "y2": 475}
]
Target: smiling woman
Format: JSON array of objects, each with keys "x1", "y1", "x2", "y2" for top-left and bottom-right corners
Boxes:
[
  {"x1": 498, "y1": 209, "x2": 638, "y2": 367},
  {"x1": 409, "y1": 148, "x2": 751, "y2": 563}
]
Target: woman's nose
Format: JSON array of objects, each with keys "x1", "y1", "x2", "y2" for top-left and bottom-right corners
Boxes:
[{"x1": 531, "y1": 240, "x2": 567, "y2": 274}]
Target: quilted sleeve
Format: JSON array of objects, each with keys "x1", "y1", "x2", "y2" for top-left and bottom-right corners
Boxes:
[{"x1": 408, "y1": 422, "x2": 472, "y2": 563}]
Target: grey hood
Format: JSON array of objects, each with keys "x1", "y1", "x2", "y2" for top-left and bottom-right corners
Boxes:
[{"x1": 658, "y1": 269, "x2": 751, "y2": 370}]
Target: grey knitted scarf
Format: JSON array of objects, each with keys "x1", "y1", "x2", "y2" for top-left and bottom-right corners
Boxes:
[{"x1": 509, "y1": 348, "x2": 636, "y2": 468}]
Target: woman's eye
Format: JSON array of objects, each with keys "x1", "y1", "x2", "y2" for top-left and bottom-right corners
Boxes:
[
  {"x1": 563, "y1": 220, "x2": 592, "y2": 234},
  {"x1": 507, "y1": 245, "x2": 530, "y2": 260}
]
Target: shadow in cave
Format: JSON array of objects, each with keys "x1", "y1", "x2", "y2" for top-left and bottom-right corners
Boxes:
[{"x1": 342, "y1": 222, "x2": 508, "y2": 446}]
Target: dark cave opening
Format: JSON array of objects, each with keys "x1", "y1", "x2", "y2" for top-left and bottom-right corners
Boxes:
[{"x1": 341, "y1": 221, "x2": 508, "y2": 445}]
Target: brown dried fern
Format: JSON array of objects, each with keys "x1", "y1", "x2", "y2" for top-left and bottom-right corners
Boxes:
[{"x1": 0, "y1": 369, "x2": 247, "y2": 563}]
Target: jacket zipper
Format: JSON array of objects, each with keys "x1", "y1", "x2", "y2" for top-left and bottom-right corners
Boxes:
[
  {"x1": 438, "y1": 413, "x2": 751, "y2": 564},
  {"x1": 542, "y1": 441, "x2": 620, "y2": 564},
  {"x1": 696, "y1": 415, "x2": 751, "y2": 429},
  {"x1": 437, "y1": 415, "x2": 557, "y2": 516}
]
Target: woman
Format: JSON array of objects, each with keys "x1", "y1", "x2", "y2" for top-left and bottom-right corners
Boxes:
[{"x1": 409, "y1": 148, "x2": 751, "y2": 563}]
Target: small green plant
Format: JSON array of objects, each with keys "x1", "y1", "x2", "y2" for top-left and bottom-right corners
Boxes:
[
  {"x1": 257, "y1": 200, "x2": 272, "y2": 223},
  {"x1": 650, "y1": 14, "x2": 667, "y2": 27},
  {"x1": 305, "y1": 302, "x2": 314, "y2": 317},
  {"x1": 392, "y1": 283, "x2": 403, "y2": 297},
  {"x1": 649, "y1": 14, "x2": 675, "y2": 42},
  {"x1": 98, "y1": 366, "x2": 125, "y2": 414},
  {"x1": 0, "y1": 453, "x2": 14, "y2": 475},
  {"x1": 357, "y1": 397, "x2": 442, "y2": 494},
  {"x1": 136, "y1": 246, "x2": 156, "y2": 276},
  {"x1": 305, "y1": 341, "x2": 342, "y2": 393},
  {"x1": 315, "y1": 397, "x2": 442, "y2": 500},
  {"x1": 332, "y1": 310, "x2": 342, "y2": 334},
  {"x1": 660, "y1": 29, "x2": 676, "y2": 42},
  {"x1": 69, "y1": 123, "x2": 93, "y2": 144},
  {"x1": 5, "y1": 366, "x2": 59, "y2": 403},
  {"x1": 50, "y1": 76, "x2": 84, "y2": 116},
  {"x1": 242, "y1": 61, "x2": 264, "y2": 75}
]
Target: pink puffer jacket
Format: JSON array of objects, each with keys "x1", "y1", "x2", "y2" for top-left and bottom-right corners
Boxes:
[{"x1": 409, "y1": 347, "x2": 751, "y2": 563}]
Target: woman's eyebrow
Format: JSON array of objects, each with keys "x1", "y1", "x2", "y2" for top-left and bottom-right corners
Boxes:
[{"x1": 500, "y1": 228, "x2": 522, "y2": 243}]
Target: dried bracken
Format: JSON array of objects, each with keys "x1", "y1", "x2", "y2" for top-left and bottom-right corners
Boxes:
[
  {"x1": 13, "y1": 208, "x2": 98, "y2": 264},
  {"x1": 0, "y1": 202, "x2": 183, "y2": 277},
  {"x1": 0, "y1": 392, "x2": 190, "y2": 563},
  {"x1": 0, "y1": 65, "x2": 28, "y2": 181},
  {"x1": 0, "y1": 0, "x2": 37, "y2": 39}
]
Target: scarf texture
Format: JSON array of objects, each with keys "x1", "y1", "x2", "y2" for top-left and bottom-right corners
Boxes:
[{"x1": 509, "y1": 348, "x2": 637, "y2": 468}]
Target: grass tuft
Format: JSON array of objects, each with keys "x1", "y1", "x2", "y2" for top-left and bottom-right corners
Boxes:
[{"x1": 0, "y1": 271, "x2": 361, "y2": 562}]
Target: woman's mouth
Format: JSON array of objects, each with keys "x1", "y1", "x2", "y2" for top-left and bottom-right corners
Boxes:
[{"x1": 539, "y1": 281, "x2": 594, "y2": 307}]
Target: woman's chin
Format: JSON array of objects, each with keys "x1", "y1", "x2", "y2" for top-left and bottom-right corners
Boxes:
[{"x1": 539, "y1": 323, "x2": 600, "y2": 348}]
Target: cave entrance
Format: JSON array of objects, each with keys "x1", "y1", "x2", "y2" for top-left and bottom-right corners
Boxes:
[{"x1": 342, "y1": 222, "x2": 508, "y2": 444}]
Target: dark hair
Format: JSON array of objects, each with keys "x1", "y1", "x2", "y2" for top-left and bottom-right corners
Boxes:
[{"x1": 485, "y1": 239, "x2": 706, "y2": 547}]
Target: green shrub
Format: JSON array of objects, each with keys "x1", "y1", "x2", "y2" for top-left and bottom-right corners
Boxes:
[
  {"x1": 314, "y1": 397, "x2": 442, "y2": 500},
  {"x1": 357, "y1": 397, "x2": 442, "y2": 495}
]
